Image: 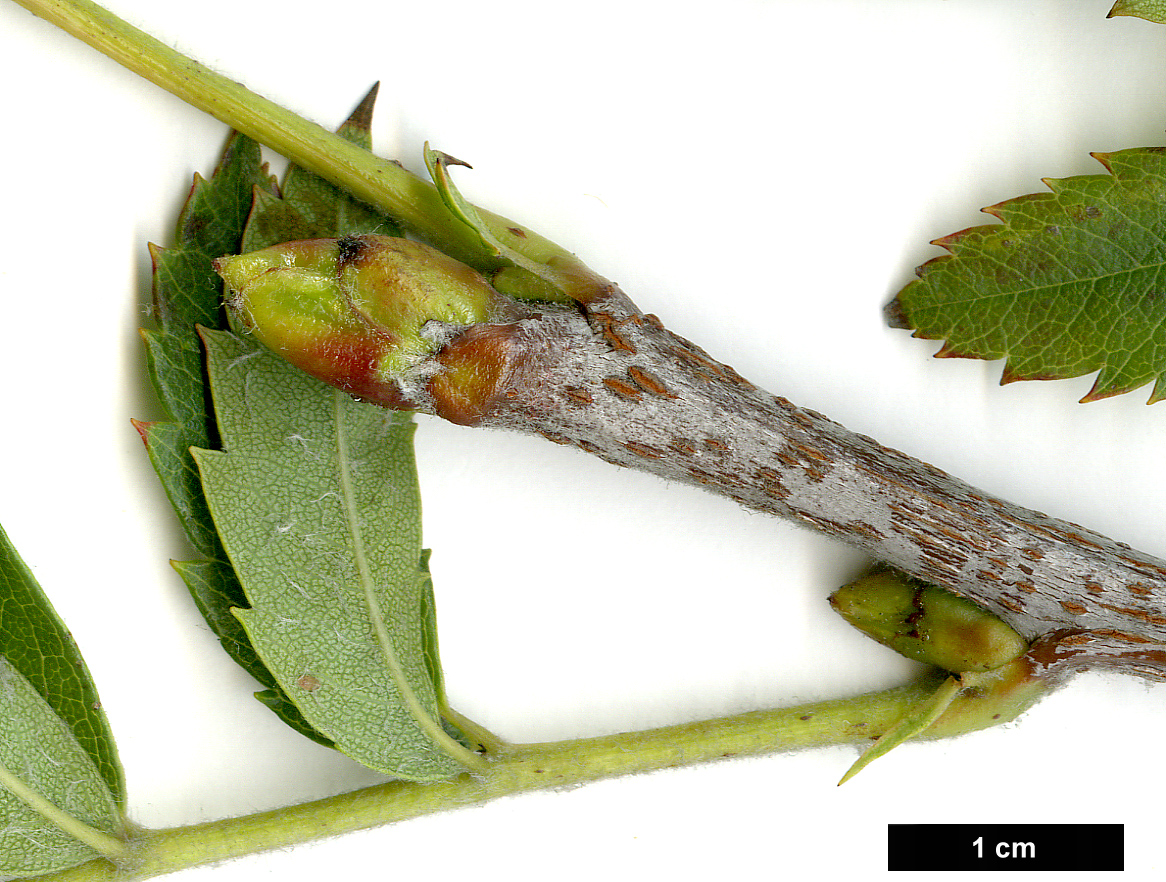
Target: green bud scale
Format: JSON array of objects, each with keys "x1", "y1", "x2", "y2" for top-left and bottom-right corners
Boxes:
[{"x1": 830, "y1": 568, "x2": 1029, "y2": 673}]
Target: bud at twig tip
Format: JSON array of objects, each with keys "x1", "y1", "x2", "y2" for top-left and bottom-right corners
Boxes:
[{"x1": 215, "y1": 235, "x2": 509, "y2": 411}]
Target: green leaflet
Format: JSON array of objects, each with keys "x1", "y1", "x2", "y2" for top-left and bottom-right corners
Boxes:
[
  {"x1": 0, "y1": 527, "x2": 125, "y2": 876},
  {"x1": 141, "y1": 88, "x2": 405, "y2": 744},
  {"x1": 192, "y1": 330, "x2": 470, "y2": 780},
  {"x1": 0, "y1": 658, "x2": 124, "y2": 877},
  {"x1": 0, "y1": 524, "x2": 123, "y2": 805},
  {"x1": 230, "y1": 86, "x2": 406, "y2": 736},
  {"x1": 171, "y1": 559, "x2": 327, "y2": 746},
  {"x1": 138, "y1": 131, "x2": 294, "y2": 716},
  {"x1": 1109, "y1": 0, "x2": 1166, "y2": 23},
  {"x1": 891, "y1": 148, "x2": 1166, "y2": 402}
]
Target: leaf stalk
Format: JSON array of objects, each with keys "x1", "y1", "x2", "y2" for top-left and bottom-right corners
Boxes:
[{"x1": 30, "y1": 675, "x2": 1024, "y2": 882}]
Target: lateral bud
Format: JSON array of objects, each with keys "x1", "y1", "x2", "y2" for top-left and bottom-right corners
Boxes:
[
  {"x1": 215, "y1": 235, "x2": 518, "y2": 415},
  {"x1": 833, "y1": 569, "x2": 1050, "y2": 782},
  {"x1": 829, "y1": 567, "x2": 1029, "y2": 673}
]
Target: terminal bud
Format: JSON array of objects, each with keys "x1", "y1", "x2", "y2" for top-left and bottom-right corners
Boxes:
[{"x1": 215, "y1": 235, "x2": 510, "y2": 410}]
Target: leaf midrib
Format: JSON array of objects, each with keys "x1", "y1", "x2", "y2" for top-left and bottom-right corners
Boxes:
[
  {"x1": 331, "y1": 393, "x2": 476, "y2": 768},
  {"x1": 917, "y1": 258, "x2": 1166, "y2": 313}
]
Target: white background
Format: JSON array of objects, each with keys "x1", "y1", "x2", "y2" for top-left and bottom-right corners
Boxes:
[{"x1": 1, "y1": 0, "x2": 1164, "y2": 878}]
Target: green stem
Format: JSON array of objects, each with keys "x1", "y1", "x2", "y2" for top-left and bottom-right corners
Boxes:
[
  {"x1": 9, "y1": 0, "x2": 583, "y2": 279},
  {"x1": 30, "y1": 679, "x2": 945, "y2": 882}
]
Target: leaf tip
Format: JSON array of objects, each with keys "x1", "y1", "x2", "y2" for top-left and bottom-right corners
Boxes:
[
  {"x1": 346, "y1": 82, "x2": 381, "y2": 133},
  {"x1": 913, "y1": 254, "x2": 950, "y2": 281},
  {"x1": 929, "y1": 223, "x2": 987, "y2": 254},
  {"x1": 928, "y1": 233, "x2": 958, "y2": 254},
  {"x1": 1080, "y1": 382, "x2": 1128, "y2": 403},
  {"x1": 1104, "y1": 1, "x2": 1166, "y2": 21},
  {"x1": 934, "y1": 340, "x2": 974, "y2": 359},
  {"x1": 1041, "y1": 179, "x2": 1069, "y2": 203},
  {"x1": 1000, "y1": 363, "x2": 1057, "y2": 385},
  {"x1": 836, "y1": 762, "x2": 863, "y2": 787},
  {"x1": 1002, "y1": 363, "x2": 1076, "y2": 387},
  {"x1": 883, "y1": 297, "x2": 911, "y2": 329},
  {"x1": 981, "y1": 203, "x2": 1005, "y2": 222},
  {"x1": 1091, "y1": 151, "x2": 1116, "y2": 174},
  {"x1": 130, "y1": 418, "x2": 155, "y2": 447},
  {"x1": 1147, "y1": 375, "x2": 1166, "y2": 403},
  {"x1": 426, "y1": 143, "x2": 474, "y2": 171}
]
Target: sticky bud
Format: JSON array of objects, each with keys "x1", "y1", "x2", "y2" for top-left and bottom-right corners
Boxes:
[
  {"x1": 214, "y1": 235, "x2": 507, "y2": 408},
  {"x1": 829, "y1": 568, "x2": 1028, "y2": 673}
]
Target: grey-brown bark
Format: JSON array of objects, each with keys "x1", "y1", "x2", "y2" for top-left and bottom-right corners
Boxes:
[{"x1": 409, "y1": 286, "x2": 1166, "y2": 681}]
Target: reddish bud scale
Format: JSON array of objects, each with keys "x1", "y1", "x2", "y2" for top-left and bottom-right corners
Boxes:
[
  {"x1": 429, "y1": 324, "x2": 529, "y2": 425},
  {"x1": 216, "y1": 235, "x2": 510, "y2": 413},
  {"x1": 290, "y1": 329, "x2": 416, "y2": 409}
]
